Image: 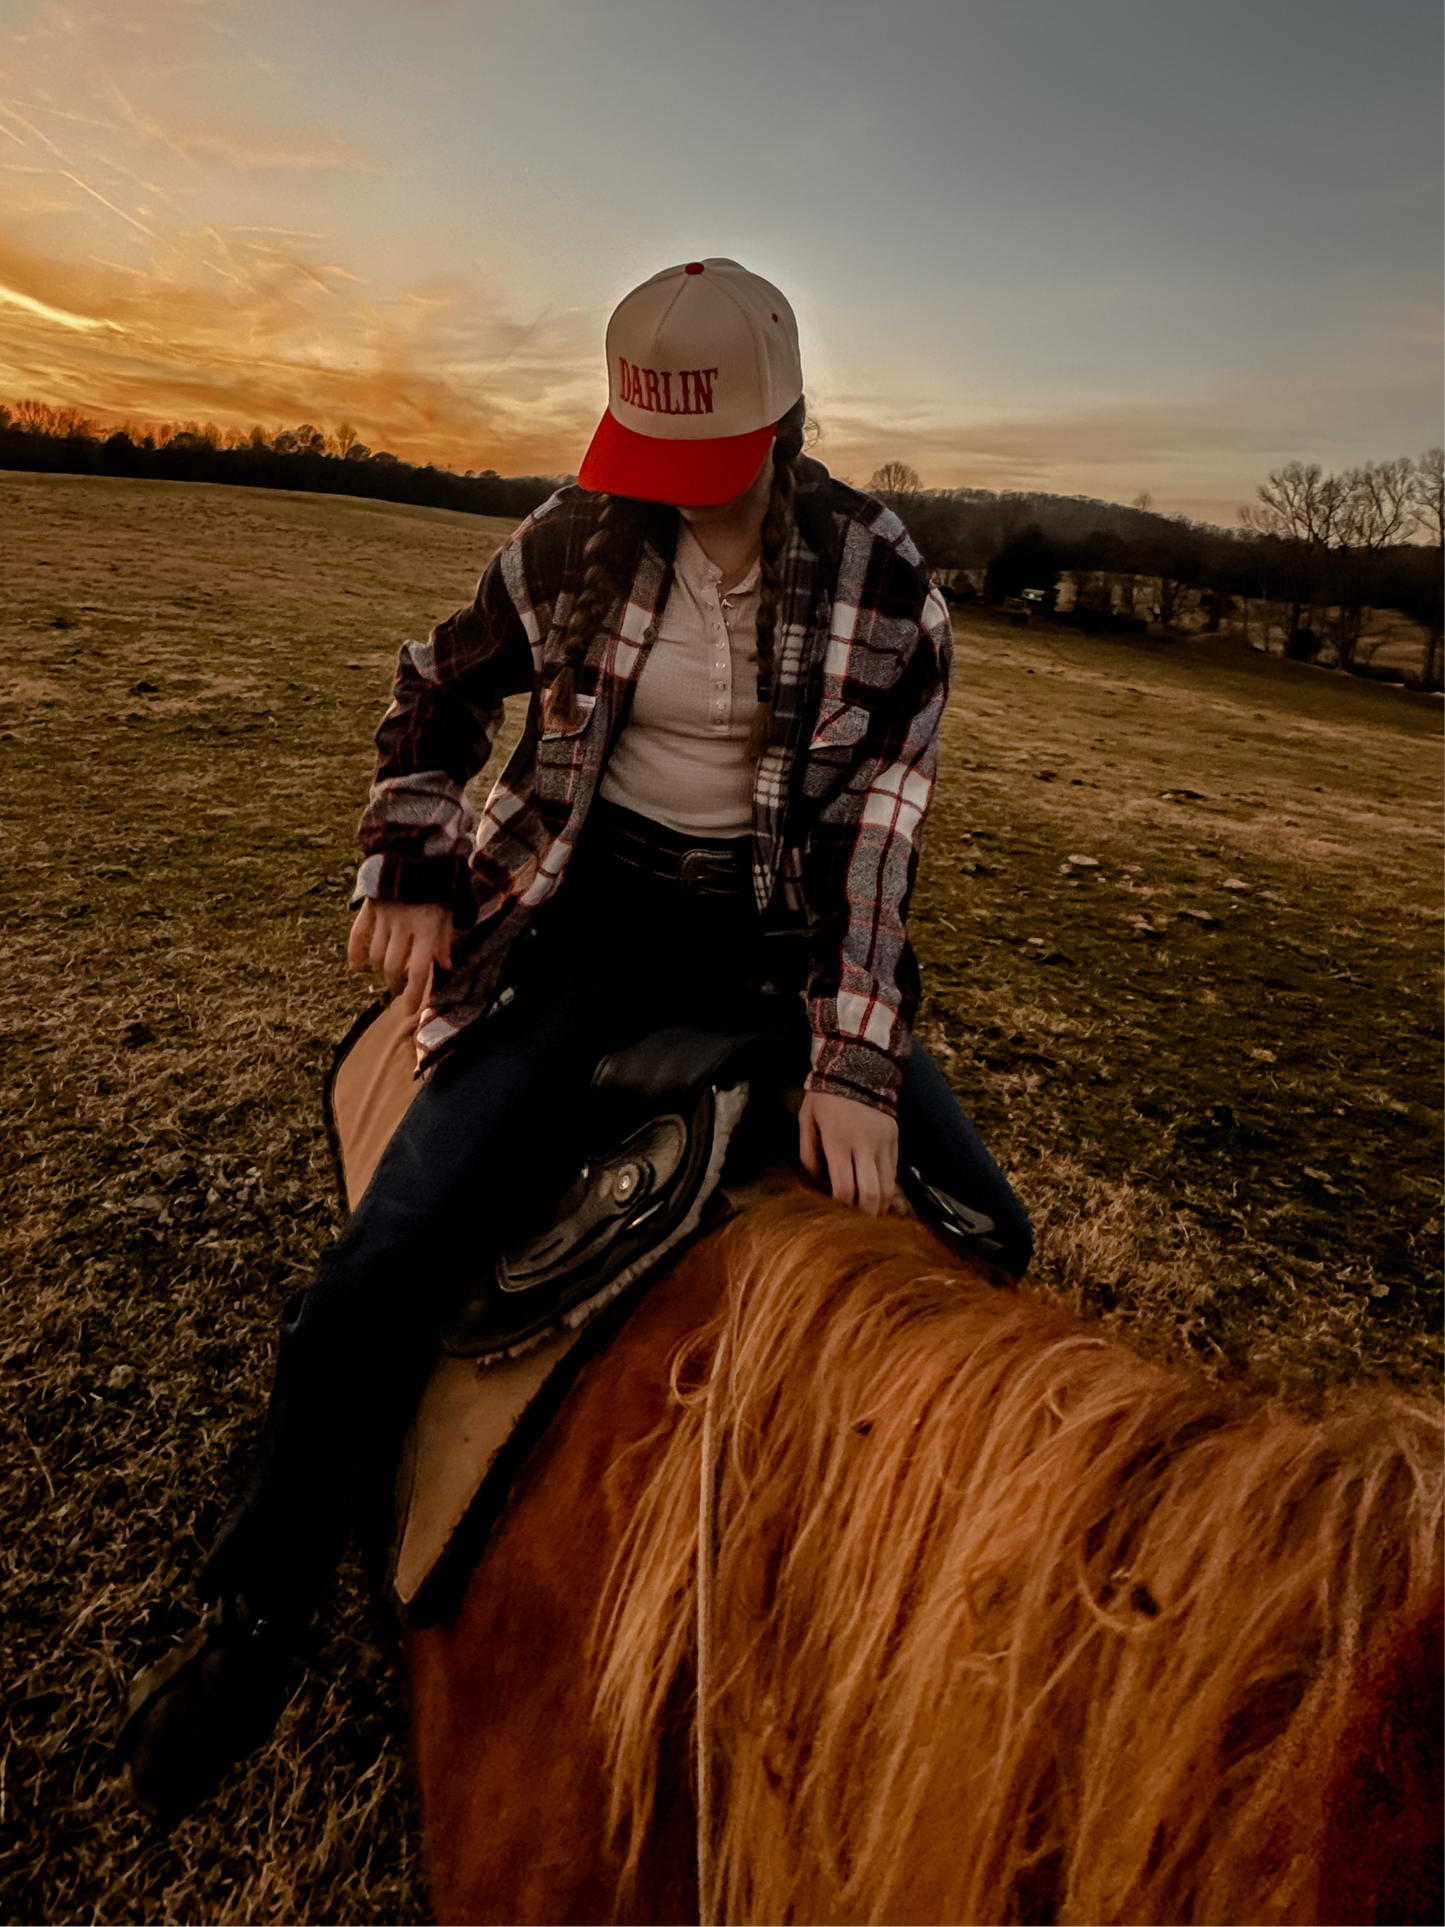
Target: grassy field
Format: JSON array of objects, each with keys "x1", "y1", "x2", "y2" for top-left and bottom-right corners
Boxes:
[{"x1": 2, "y1": 471, "x2": 1440, "y2": 1924}]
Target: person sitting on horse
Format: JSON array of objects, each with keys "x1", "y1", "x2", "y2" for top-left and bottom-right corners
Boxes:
[{"x1": 115, "y1": 256, "x2": 1032, "y2": 1822}]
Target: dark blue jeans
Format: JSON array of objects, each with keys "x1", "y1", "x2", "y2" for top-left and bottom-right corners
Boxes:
[{"x1": 204, "y1": 883, "x2": 1030, "y2": 1619}]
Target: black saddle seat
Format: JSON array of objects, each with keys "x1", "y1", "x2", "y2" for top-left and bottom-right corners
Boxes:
[{"x1": 442, "y1": 1019, "x2": 792, "y2": 1363}]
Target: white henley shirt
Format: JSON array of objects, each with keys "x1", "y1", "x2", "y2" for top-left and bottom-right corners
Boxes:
[{"x1": 598, "y1": 520, "x2": 759, "y2": 837}]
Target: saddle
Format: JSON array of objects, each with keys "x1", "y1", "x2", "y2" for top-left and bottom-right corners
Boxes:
[
  {"x1": 323, "y1": 996, "x2": 796, "y2": 1621},
  {"x1": 441, "y1": 1022, "x2": 784, "y2": 1363},
  {"x1": 325, "y1": 997, "x2": 1005, "y2": 1622}
]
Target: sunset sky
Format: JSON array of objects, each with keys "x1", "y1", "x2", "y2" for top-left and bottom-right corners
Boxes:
[{"x1": 0, "y1": 0, "x2": 1439, "y2": 524}]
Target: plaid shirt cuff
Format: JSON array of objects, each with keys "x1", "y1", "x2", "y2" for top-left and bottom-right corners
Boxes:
[
  {"x1": 352, "y1": 852, "x2": 476, "y2": 926},
  {"x1": 805, "y1": 1038, "x2": 903, "y2": 1117}
]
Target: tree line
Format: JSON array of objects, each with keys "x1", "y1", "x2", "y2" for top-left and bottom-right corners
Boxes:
[
  {"x1": 4, "y1": 400, "x2": 1439, "y2": 686},
  {"x1": 867, "y1": 452, "x2": 1443, "y2": 687},
  {"x1": 0, "y1": 401, "x2": 562, "y2": 523}
]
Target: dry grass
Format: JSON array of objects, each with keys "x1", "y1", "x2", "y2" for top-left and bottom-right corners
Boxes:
[
  {"x1": 0, "y1": 472, "x2": 1439, "y2": 1923},
  {"x1": 913, "y1": 614, "x2": 1442, "y2": 1390},
  {"x1": 1, "y1": 474, "x2": 516, "y2": 1925}
]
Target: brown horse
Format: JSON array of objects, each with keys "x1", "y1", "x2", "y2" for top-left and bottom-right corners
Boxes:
[{"x1": 407, "y1": 1191, "x2": 1443, "y2": 1926}]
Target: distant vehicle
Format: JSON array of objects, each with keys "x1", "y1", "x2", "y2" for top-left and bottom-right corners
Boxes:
[{"x1": 1001, "y1": 596, "x2": 1031, "y2": 626}]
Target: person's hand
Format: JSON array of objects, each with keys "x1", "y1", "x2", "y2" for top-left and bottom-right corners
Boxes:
[
  {"x1": 347, "y1": 900, "x2": 456, "y2": 1016},
  {"x1": 798, "y1": 1090, "x2": 899, "y2": 1216}
]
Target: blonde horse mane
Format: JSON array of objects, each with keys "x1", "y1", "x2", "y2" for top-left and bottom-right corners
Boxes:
[{"x1": 594, "y1": 1193, "x2": 1442, "y2": 1925}]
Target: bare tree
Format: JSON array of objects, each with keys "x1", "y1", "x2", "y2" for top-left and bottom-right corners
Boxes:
[
  {"x1": 868, "y1": 461, "x2": 921, "y2": 495},
  {"x1": 1240, "y1": 461, "x2": 1349, "y2": 547},
  {"x1": 1349, "y1": 457, "x2": 1418, "y2": 544},
  {"x1": 1241, "y1": 461, "x2": 1351, "y2": 649},
  {"x1": 331, "y1": 421, "x2": 359, "y2": 457},
  {"x1": 13, "y1": 399, "x2": 91, "y2": 436},
  {"x1": 1411, "y1": 447, "x2": 1443, "y2": 687},
  {"x1": 1154, "y1": 565, "x2": 1191, "y2": 626},
  {"x1": 168, "y1": 421, "x2": 220, "y2": 452},
  {"x1": 1332, "y1": 458, "x2": 1418, "y2": 666},
  {"x1": 1241, "y1": 455, "x2": 1436, "y2": 673}
]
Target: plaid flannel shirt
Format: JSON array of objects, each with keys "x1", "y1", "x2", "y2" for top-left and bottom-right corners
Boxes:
[{"x1": 356, "y1": 459, "x2": 952, "y2": 1114}]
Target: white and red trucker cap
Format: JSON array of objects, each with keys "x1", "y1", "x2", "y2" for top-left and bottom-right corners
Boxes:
[{"x1": 578, "y1": 257, "x2": 802, "y2": 506}]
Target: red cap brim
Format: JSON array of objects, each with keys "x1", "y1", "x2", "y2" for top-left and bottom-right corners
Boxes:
[{"x1": 578, "y1": 410, "x2": 775, "y2": 507}]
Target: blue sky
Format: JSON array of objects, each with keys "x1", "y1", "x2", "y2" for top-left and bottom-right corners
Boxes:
[{"x1": 0, "y1": 0, "x2": 1439, "y2": 521}]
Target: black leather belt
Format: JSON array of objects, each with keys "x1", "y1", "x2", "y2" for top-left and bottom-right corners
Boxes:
[{"x1": 587, "y1": 799, "x2": 752, "y2": 898}]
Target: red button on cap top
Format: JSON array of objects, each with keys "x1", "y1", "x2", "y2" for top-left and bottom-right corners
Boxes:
[{"x1": 684, "y1": 261, "x2": 705, "y2": 274}]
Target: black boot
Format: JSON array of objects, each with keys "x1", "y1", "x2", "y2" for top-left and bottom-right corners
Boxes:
[
  {"x1": 113, "y1": 1593, "x2": 301, "y2": 1825},
  {"x1": 112, "y1": 1319, "x2": 347, "y2": 1823},
  {"x1": 112, "y1": 1234, "x2": 446, "y2": 1823}
]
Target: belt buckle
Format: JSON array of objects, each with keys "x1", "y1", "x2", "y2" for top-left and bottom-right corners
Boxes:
[{"x1": 678, "y1": 848, "x2": 739, "y2": 894}]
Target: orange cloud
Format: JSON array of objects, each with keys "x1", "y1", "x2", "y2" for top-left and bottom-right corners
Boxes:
[
  {"x1": 0, "y1": 223, "x2": 603, "y2": 471},
  {"x1": 0, "y1": 275, "x2": 119, "y2": 332},
  {"x1": 100, "y1": 102, "x2": 379, "y2": 174},
  {"x1": 0, "y1": 0, "x2": 603, "y2": 471}
]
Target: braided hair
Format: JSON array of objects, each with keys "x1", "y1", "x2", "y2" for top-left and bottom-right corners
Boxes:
[
  {"x1": 541, "y1": 393, "x2": 808, "y2": 749},
  {"x1": 542, "y1": 493, "x2": 651, "y2": 734},
  {"x1": 747, "y1": 392, "x2": 808, "y2": 758}
]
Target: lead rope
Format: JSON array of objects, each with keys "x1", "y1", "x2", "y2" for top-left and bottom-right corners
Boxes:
[{"x1": 696, "y1": 1327, "x2": 729, "y2": 1927}]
